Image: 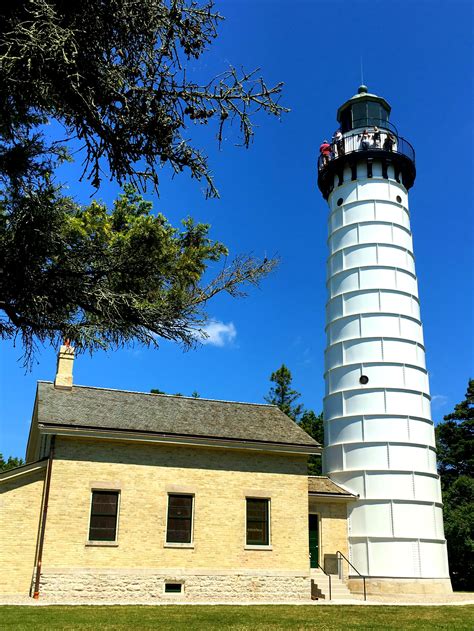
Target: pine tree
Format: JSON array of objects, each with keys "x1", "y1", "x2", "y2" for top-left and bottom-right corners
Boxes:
[
  {"x1": 264, "y1": 364, "x2": 324, "y2": 474},
  {"x1": 264, "y1": 364, "x2": 303, "y2": 421},
  {"x1": 0, "y1": 454, "x2": 24, "y2": 472},
  {"x1": 0, "y1": 1, "x2": 286, "y2": 364}
]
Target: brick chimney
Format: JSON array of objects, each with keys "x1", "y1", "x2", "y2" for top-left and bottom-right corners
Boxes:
[{"x1": 54, "y1": 342, "x2": 75, "y2": 389}]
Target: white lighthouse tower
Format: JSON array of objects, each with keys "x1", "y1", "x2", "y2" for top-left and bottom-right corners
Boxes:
[{"x1": 319, "y1": 86, "x2": 452, "y2": 594}]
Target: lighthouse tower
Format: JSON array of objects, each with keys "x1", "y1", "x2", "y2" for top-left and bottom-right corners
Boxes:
[{"x1": 318, "y1": 86, "x2": 452, "y2": 594}]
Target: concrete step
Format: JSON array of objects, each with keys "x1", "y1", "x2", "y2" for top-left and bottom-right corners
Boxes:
[{"x1": 310, "y1": 572, "x2": 354, "y2": 601}]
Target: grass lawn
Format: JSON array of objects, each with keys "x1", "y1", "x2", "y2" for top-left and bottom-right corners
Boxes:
[{"x1": 1, "y1": 605, "x2": 473, "y2": 630}]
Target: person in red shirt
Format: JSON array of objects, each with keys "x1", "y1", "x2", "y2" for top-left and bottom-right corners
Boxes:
[{"x1": 319, "y1": 139, "x2": 332, "y2": 167}]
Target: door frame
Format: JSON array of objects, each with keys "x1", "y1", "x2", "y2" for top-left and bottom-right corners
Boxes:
[{"x1": 308, "y1": 511, "x2": 321, "y2": 568}]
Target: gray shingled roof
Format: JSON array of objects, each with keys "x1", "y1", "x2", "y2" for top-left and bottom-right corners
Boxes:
[
  {"x1": 308, "y1": 476, "x2": 356, "y2": 496},
  {"x1": 36, "y1": 382, "x2": 320, "y2": 448}
]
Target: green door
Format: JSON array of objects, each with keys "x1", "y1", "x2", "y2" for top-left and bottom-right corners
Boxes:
[{"x1": 309, "y1": 514, "x2": 319, "y2": 569}]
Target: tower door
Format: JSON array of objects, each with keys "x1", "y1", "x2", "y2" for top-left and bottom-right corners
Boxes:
[{"x1": 309, "y1": 514, "x2": 319, "y2": 569}]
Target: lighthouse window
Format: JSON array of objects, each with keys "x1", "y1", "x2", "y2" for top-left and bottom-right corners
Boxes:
[
  {"x1": 396, "y1": 195, "x2": 402, "y2": 203},
  {"x1": 367, "y1": 102, "x2": 380, "y2": 126},
  {"x1": 359, "y1": 375, "x2": 369, "y2": 385},
  {"x1": 352, "y1": 102, "x2": 366, "y2": 128},
  {"x1": 337, "y1": 198, "x2": 343, "y2": 206}
]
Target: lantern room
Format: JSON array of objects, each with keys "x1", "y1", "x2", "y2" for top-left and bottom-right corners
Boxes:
[{"x1": 337, "y1": 85, "x2": 392, "y2": 133}]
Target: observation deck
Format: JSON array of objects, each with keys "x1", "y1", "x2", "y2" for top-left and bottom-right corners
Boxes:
[
  {"x1": 317, "y1": 127, "x2": 416, "y2": 200},
  {"x1": 317, "y1": 85, "x2": 416, "y2": 199}
]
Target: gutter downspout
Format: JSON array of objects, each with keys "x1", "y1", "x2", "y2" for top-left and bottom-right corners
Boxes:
[{"x1": 33, "y1": 435, "x2": 55, "y2": 599}]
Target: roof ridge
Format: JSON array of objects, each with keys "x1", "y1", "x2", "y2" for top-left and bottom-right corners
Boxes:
[{"x1": 37, "y1": 381, "x2": 278, "y2": 409}]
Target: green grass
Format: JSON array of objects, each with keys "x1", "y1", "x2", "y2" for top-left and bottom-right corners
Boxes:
[{"x1": 1, "y1": 605, "x2": 474, "y2": 631}]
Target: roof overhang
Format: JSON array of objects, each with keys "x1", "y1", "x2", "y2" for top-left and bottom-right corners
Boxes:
[
  {"x1": 0, "y1": 459, "x2": 47, "y2": 483},
  {"x1": 38, "y1": 423, "x2": 322, "y2": 456},
  {"x1": 309, "y1": 491, "x2": 358, "y2": 502}
]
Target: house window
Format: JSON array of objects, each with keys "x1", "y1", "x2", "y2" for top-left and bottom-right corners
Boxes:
[
  {"x1": 246, "y1": 498, "x2": 270, "y2": 546},
  {"x1": 88, "y1": 491, "x2": 119, "y2": 541},
  {"x1": 166, "y1": 494, "x2": 193, "y2": 543}
]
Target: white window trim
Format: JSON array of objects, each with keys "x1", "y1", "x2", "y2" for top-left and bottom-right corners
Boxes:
[
  {"x1": 164, "y1": 492, "x2": 195, "y2": 548},
  {"x1": 86, "y1": 487, "x2": 121, "y2": 546},
  {"x1": 244, "y1": 496, "x2": 272, "y2": 550}
]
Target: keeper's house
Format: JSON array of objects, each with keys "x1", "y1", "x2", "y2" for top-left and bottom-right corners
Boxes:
[{"x1": 0, "y1": 346, "x2": 354, "y2": 601}]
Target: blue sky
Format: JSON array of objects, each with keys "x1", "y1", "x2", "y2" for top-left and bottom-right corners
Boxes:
[{"x1": 1, "y1": 0, "x2": 473, "y2": 458}]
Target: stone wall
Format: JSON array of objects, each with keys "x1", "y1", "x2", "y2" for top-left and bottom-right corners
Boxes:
[{"x1": 39, "y1": 570, "x2": 311, "y2": 602}]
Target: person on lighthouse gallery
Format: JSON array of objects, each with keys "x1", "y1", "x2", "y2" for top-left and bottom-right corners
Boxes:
[
  {"x1": 319, "y1": 139, "x2": 332, "y2": 165},
  {"x1": 358, "y1": 129, "x2": 371, "y2": 150}
]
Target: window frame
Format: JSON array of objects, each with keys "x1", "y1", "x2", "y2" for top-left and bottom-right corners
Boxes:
[
  {"x1": 245, "y1": 497, "x2": 272, "y2": 549},
  {"x1": 164, "y1": 493, "x2": 195, "y2": 548},
  {"x1": 87, "y1": 489, "x2": 121, "y2": 545}
]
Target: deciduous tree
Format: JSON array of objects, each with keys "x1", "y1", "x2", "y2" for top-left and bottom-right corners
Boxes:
[{"x1": 435, "y1": 379, "x2": 474, "y2": 590}]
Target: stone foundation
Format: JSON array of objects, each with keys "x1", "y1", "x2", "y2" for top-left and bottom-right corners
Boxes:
[
  {"x1": 347, "y1": 577, "x2": 453, "y2": 596},
  {"x1": 37, "y1": 569, "x2": 311, "y2": 602}
]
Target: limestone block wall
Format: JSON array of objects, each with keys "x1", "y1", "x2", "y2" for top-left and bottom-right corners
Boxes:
[
  {"x1": 36, "y1": 437, "x2": 311, "y2": 600},
  {"x1": 39, "y1": 570, "x2": 310, "y2": 602},
  {"x1": 0, "y1": 469, "x2": 45, "y2": 595},
  {"x1": 309, "y1": 499, "x2": 349, "y2": 574}
]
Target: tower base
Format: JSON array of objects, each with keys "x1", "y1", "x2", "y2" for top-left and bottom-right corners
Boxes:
[{"x1": 347, "y1": 577, "x2": 453, "y2": 596}]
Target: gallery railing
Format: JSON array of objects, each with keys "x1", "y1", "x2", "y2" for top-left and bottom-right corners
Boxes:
[{"x1": 318, "y1": 129, "x2": 415, "y2": 172}]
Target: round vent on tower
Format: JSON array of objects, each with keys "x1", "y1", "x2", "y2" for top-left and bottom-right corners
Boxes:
[
  {"x1": 337, "y1": 198, "x2": 344, "y2": 206},
  {"x1": 359, "y1": 375, "x2": 369, "y2": 385},
  {"x1": 396, "y1": 195, "x2": 402, "y2": 203}
]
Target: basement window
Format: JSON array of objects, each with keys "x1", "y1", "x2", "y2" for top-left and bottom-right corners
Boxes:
[{"x1": 164, "y1": 583, "x2": 183, "y2": 594}]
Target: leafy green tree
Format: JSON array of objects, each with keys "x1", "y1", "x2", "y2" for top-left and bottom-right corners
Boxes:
[
  {"x1": 264, "y1": 364, "x2": 303, "y2": 422},
  {"x1": 441, "y1": 475, "x2": 474, "y2": 591},
  {"x1": 0, "y1": 1, "x2": 285, "y2": 363},
  {"x1": 0, "y1": 453, "x2": 24, "y2": 472},
  {"x1": 436, "y1": 379, "x2": 473, "y2": 485},
  {"x1": 300, "y1": 409, "x2": 324, "y2": 475},
  {"x1": 435, "y1": 379, "x2": 474, "y2": 590}
]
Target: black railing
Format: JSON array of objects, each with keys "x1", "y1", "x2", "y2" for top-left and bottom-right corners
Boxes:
[
  {"x1": 336, "y1": 550, "x2": 367, "y2": 601},
  {"x1": 315, "y1": 561, "x2": 332, "y2": 601},
  {"x1": 318, "y1": 128, "x2": 415, "y2": 172}
]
